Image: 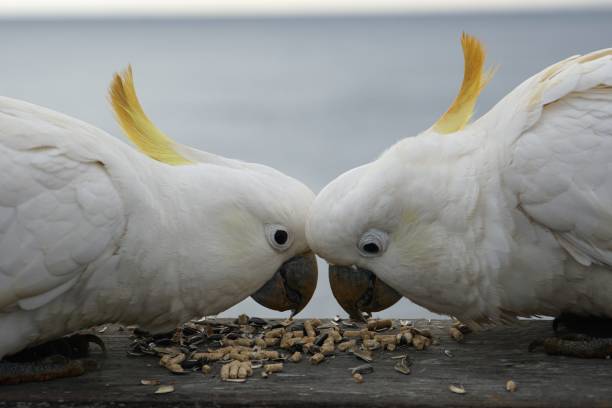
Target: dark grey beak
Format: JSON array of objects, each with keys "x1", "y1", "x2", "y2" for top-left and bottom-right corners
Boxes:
[
  {"x1": 251, "y1": 252, "x2": 318, "y2": 317},
  {"x1": 329, "y1": 265, "x2": 402, "y2": 321}
]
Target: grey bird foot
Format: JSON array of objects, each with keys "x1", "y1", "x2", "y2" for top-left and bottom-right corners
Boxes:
[
  {"x1": 529, "y1": 335, "x2": 612, "y2": 358},
  {"x1": 0, "y1": 333, "x2": 105, "y2": 385},
  {"x1": 529, "y1": 314, "x2": 612, "y2": 358}
]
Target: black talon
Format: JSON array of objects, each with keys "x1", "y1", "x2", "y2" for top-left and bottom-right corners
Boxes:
[{"x1": 87, "y1": 334, "x2": 107, "y2": 353}]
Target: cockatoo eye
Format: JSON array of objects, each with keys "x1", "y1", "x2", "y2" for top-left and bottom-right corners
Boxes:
[
  {"x1": 265, "y1": 224, "x2": 294, "y2": 251},
  {"x1": 358, "y1": 229, "x2": 388, "y2": 257}
]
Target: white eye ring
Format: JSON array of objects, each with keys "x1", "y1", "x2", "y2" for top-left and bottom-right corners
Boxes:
[
  {"x1": 358, "y1": 228, "x2": 389, "y2": 257},
  {"x1": 265, "y1": 224, "x2": 293, "y2": 252}
]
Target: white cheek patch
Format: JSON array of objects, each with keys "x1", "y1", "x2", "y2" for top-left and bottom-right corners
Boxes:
[{"x1": 218, "y1": 208, "x2": 261, "y2": 256}]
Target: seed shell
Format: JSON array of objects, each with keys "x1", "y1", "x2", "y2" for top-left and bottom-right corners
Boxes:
[
  {"x1": 349, "y1": 364, "x2": 374, "y2": 375},
  {"x1": 394, "y1": 356, "x2": 412, "y2": 375},
  {"x1": 506, "y1": 380, "x2": 518, "y2": 392},
  {"x1": 352, "y1": 350, "x2": 373, "y2": 363},
  {"x1": 449, "y1": 384, "x2": 466, "y2": 394},
  {"x1": 154, "y1": 385, "x2": 175, "y2": 394}
]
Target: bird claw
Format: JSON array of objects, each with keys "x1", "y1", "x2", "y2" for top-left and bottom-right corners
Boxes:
[
  {"x1": 529, "y1": 335, "x2": 612, "y2": 358},
  {"x1": 0, "y1": 358, "x2": 97, "y2": 385},
  {"x1": 7, "y1": 333, "x2": 106, "y2": 363},
  {"x1": 71, "y1": 333, "x2": 107, "y2": 355},
  {"x1": 0, "y1": 333, "x2": 105, "y2": 384}
]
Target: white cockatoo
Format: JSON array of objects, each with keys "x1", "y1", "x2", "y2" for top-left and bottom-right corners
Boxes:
[
  {"x1": 307, "y1": 34, "x2": 612, "y2": 356},
  {"x1": 0, "y1": 67, "x2": 317, "y2": 382}
]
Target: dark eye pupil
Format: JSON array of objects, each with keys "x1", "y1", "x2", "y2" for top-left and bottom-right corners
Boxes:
[
  {"x1": 363, "y1": 242, "x2": 379, "y2": 254},
  {"x1": 274, "y1": 230, "x2": 288, "y2": 245}
]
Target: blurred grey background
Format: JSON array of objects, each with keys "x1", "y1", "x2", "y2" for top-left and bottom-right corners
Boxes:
[{"x1": 1, "y1": 1, "x2": 611, "y2": 318}]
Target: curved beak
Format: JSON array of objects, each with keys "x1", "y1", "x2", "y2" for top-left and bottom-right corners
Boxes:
[
  {"x1": 251, "y1": 252, "x2": 318, "y2": 317},
  {"x1": 329, "y1": 265, "x2": 402, "y2": 321}
]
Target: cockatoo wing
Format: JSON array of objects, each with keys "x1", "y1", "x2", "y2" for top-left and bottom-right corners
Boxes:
[
  {"x1": 490, "y1": 49, "x2": 612, "y2": 267},
  {"x1": 0, "y1": 96, "x2": 127, "y2": 312}
]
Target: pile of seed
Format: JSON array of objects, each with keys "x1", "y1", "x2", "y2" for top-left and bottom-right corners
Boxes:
[{"x1": 129, "y1": 315, "x2": 469, "y2": 384}]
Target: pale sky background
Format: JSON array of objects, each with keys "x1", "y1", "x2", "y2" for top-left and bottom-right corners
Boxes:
[{"x1": 0, "y1": 0, "x2": 611, "y2": 17}]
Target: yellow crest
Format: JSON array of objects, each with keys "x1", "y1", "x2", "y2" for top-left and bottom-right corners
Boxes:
[
  {"x1": 432, "y1": 33, "x2": 495, "y2": 134},
  {"x1": 109, "y1": 66, "x2": 193, "y2": 165}
]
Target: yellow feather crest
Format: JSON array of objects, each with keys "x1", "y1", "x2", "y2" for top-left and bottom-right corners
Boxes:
[
  {"x1": 109, "y1": 66, "x2": 193, "y2": 165},
  {"x1": 433, "y1": 33, "x2": 495, "y2": 134}
]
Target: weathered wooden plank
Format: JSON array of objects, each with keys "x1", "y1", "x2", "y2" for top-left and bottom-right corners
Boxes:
[{"x1": 1, "y1": 320, "x2": 611, "y2": 408}]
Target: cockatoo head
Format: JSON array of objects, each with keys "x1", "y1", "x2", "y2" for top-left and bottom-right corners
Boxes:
[
  {"x1": 222, "y1": 163, "x2": 318, "y2": 317},
  {"x1": 307, "y1": 34, "x2": 493, "y2": 319},
  {"x1": 109, "y1": 67, "x2": 317, "y2": 317}
]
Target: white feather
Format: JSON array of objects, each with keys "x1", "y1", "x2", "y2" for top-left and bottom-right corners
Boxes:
[
  {"x1": 308, "y1": 47, "x2": 612, "y2": 325},
  {"x1": 0, "y1": 96, "x2": 314, "y2": 357}
]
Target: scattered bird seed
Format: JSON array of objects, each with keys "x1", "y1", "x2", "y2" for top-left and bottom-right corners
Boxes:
[
  {"x1": 304, "y1": 319, "x2": 321, "y2": 338},
  {"x1": 310, "y1": 353, "x2": 325, "y2": 365},
  {"x1": 290, "y1": 352, "x2": 302, "y2": 363},
  {"x1": 236, "y1": 314, "x2": 249, "y2": 326},
  {"x1": 279, "y1": 319, "x2": 294, "y2": 327},
  {"x1": 337, "y1": 340, "x2": 356, "y2": 352},
  {"x1": 449, "y1": 327, "x2": 464, "y2": 343},
  {"x1": 449, "y1": 384, "x2": 466, "y2": 394},
  {"x1": 140, "y1": 379, "x2": 160, "y2": 385},
  {"x1": 506, "y1": 380, "x2": 518, "y2": 392},
  {"x1": 349, "y1": 364, "x2": 373, "y2": 375},
  {"x1": 394, "y1": 356, "x2": 412, "y2": 375},
  {"x1": 154, "y1": 385, "x2": 175, "y2": 394},
  {"x1": 444, "y1": 349, "x2": 454, "y2": 358},
  {"x1": 264, "y1": 363, "x2": 283, "y2": 374},
  {"x1": 412, "y1": 334, "x2": 430, "y2": 350},
  {"x1": 352, "y1": 373, "x2": 364, "y2": 383},
  {"x1": 367, "y1": 319, "x2": 392, "y2": 331},
  {"x1": 129, "y1": 317, "x2": 444, "y2": 384},
  {"x1": 352, "y1": 350, "x2": 373, "y2": 363}
]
